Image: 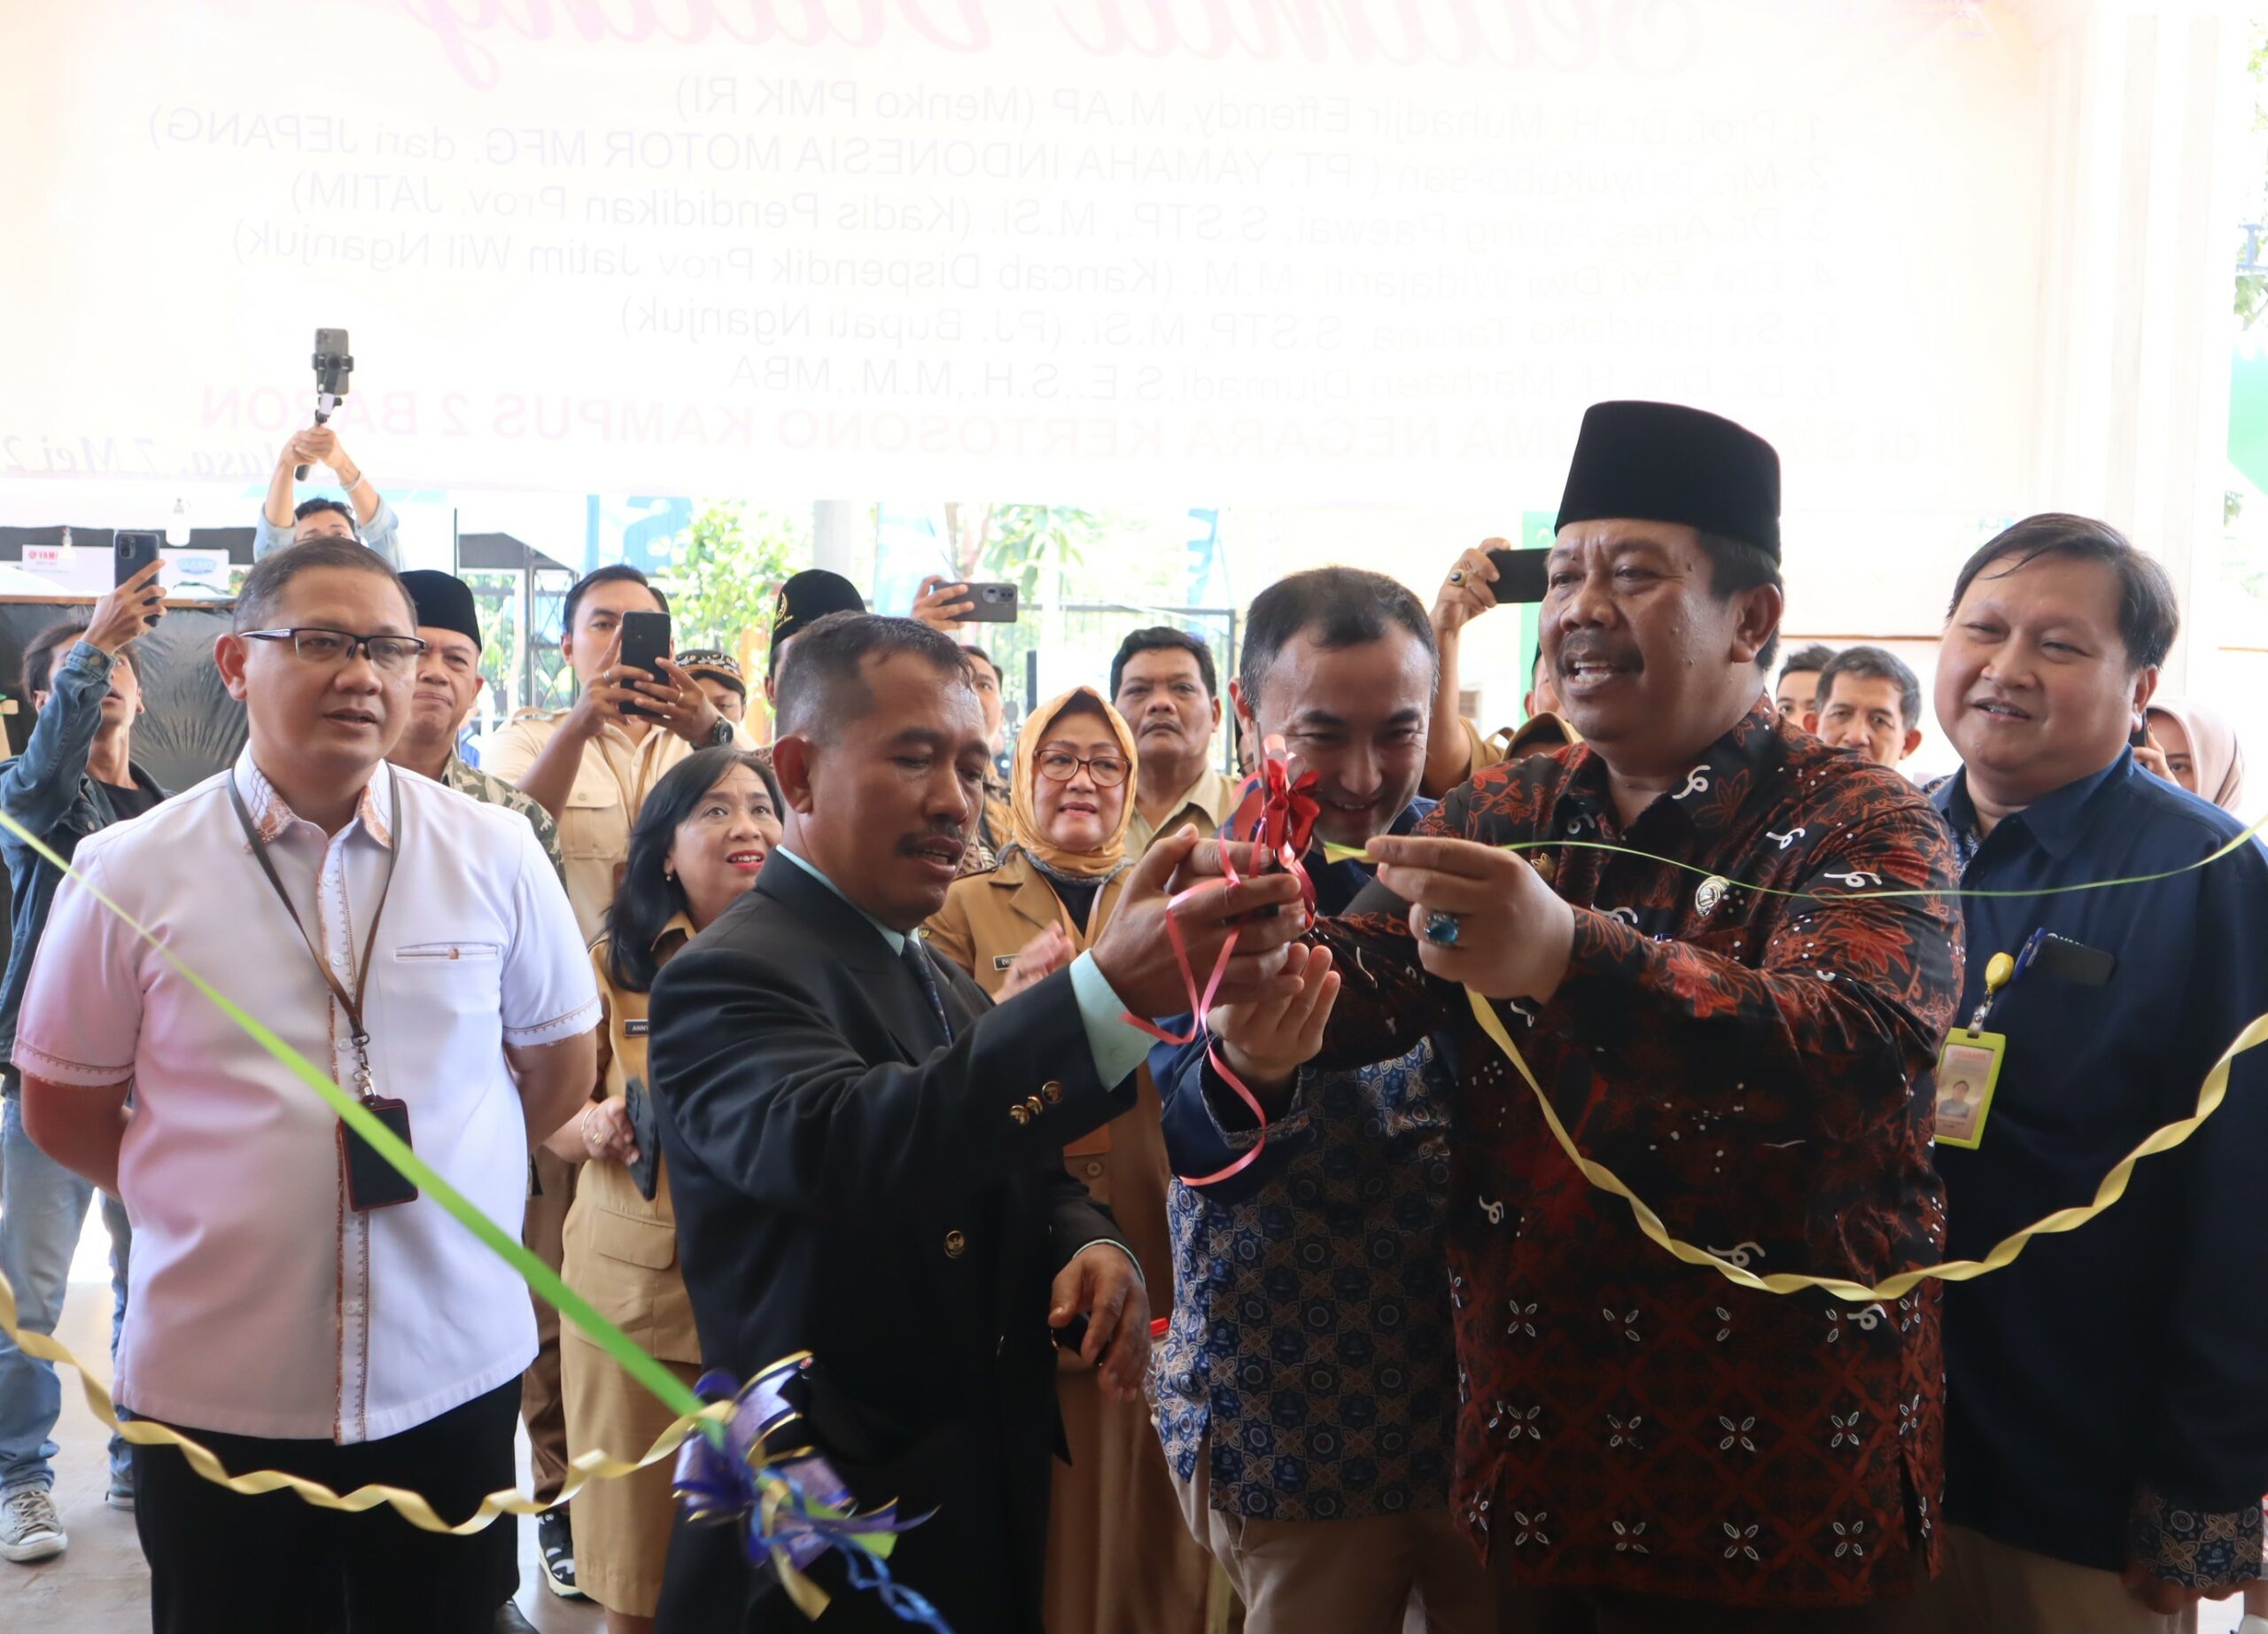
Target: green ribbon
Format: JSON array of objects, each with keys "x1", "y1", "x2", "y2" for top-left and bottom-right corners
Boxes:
[
  {"x1": 1320, "y1": 806, "x2": 2267, "y2": 899},
  {"x1": 0, "y1": 801, "x2": 716, "y2": 1440}
]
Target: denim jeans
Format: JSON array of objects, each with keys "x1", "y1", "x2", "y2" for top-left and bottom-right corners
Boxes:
[{"x1": 0, "y1": 1091, "x2": 131, "y2": 1494}]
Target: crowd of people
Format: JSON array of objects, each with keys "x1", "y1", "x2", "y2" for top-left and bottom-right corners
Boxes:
[{"x1": 0, "y1": 397, "x2": 2261, "y2": 1634}]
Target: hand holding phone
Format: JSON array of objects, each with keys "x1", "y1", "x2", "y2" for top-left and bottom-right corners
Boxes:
[
  {"x1": 959, "y1": 582, "x2": 1020, "y2": 624},
  {"x1": 93, "y1": 550, "x2": 166, "y2": 645},
  {"x1": 615, "y1": 610, "x2": 672, "y2": 719},
  {"x1": 1484, "y1": 547, "x2": 1551, "y2": 604}
]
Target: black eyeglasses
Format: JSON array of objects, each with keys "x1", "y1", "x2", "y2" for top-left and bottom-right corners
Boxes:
[
  {"x1": 241, "y1": 627, "x2": 430, "y2": 674},
  {"x1": 1035, "y1": 750, "x2": 1130, "y2": 787}
]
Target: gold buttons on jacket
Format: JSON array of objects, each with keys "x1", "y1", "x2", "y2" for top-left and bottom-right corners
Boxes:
[
  {"x1": 944, "y1": 1230, "x2": 967, "y2": 1258},
  {"x1": 1009, "y1": 1105, "x2": 1031, "y2": 1125},
  {"x1": 1041, "y1": 1081, "x2": 1063, "y2": 1104},
  {"x1": 1023, "y1": 1095, "x2": 1045, "y2": 1117}
]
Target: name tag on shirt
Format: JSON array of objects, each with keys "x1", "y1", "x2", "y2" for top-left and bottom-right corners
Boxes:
[
  {"x1": 624, "y1": 1019, "x2": 649, "y2": 1037},
  {"x1": 1933, "y1": 1030, "x2": 2006, "y2": 1149}
]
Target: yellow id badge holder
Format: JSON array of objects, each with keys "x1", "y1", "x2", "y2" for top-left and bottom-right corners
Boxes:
[
  {"x1": 1934, "y1": 949, "x2": 2015, "y2": 1150},
  {"x1": 1933, "y1": 1028, "x2": 2005, "y2": 1149}
]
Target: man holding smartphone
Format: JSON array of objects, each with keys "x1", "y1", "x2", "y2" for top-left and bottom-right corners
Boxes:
[
  {"x1": 0, "y1": 564, "x2": 166, "y2": 1566},
  {"x1": 12, "y1": 538, "x2": 597, "y2": 1632},
  {"x1": 486, "y1": 565, "x2": 743, "y2": 942}
]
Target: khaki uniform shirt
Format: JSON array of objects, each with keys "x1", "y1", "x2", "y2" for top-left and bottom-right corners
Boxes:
[
  {"x1": 483, "y1": 711, "x2": 749, "y2": 942},
  {"x1": 558, "y1": 925, "x2": 701, "y2": 1365},
  {"x1": 1126, "y1": 765, "x2": 1240, "y2": 859},
  {"x1": 1459, "y1": 711, "x2": 1581, "y2": 779}
]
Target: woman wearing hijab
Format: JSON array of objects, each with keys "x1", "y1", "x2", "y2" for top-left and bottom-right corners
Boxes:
[
  {"x1": 925, "y1": 685, "x2": 1215, "y2": 1634},
  {"x1": 2142, "y1": 696, "x2": 2248, "y2": 812}
]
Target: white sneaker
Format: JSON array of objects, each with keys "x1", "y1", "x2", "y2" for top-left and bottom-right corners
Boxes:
[{"x1": 0, "y1": 1488, "x2": 66, "y2": 1563}]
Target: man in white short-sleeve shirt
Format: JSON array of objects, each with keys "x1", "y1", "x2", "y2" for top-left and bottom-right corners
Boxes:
[{"x1": 12, "y1": 538, "x2": 598, "y2": 1634}]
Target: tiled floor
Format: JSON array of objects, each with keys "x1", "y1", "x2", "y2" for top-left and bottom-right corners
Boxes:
[{"x1": 3, "y1": 1256, "x2": 603, "y2": 1634}]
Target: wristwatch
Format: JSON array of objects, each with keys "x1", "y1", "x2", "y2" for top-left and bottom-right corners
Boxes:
[{"x1": 704, "y1": 715, "x2": 736, "y2": 747}]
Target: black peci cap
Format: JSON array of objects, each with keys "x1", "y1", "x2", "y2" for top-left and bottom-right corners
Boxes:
[
  {"x1": 400, "y1": 570, "x2": 482, "y2": 647},
  {"x1": 769, "y1": 570, "x2": 866, "y2": 674},
  {"x1": 1554, "y1": 401, "x2": 1782, "y2": 560}
]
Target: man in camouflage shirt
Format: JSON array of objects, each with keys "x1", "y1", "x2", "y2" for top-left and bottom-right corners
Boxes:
[{"x1": 392, "y1": 571, "x2": 561, "y2": 873}]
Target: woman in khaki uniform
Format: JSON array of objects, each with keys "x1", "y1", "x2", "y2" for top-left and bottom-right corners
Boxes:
[
  {"x1": 926, "y1": 686, "x2": 1215, "y2": 1634},
  {"x1": 545, "y1": 745, "x2": 783, "y2": 1634}
]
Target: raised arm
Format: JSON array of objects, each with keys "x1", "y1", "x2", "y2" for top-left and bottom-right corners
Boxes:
[{"x1": 0, "y1": 569, "x2": 164, "y2": 842}]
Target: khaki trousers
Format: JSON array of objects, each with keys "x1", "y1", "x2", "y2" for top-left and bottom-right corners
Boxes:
[
  {"x1": 1169, "y1": 1436, "x2": 1492, "y2": 1634},
  {"x1": 520, "y1": 1148, "x2": 577, "y2": 1506},
  {"x1": 1868, "y1": 1524, "x2": 2187, "y2": 1634}
]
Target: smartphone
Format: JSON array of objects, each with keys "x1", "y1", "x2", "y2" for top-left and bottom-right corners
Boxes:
[
  {"x1": 312, "y1": 327, "x2": 353, "y2": 395},
  {"x1": 961, "y1": 582, "x2": 1020, "y2": 624},
  {"x1": 2129, "y1": 721, "x2": 2149, "y2": 750},
  {"x1": 113, "y1": 531, "x2": 164, "y2": 624},
  {"x1": 617, "y1": 609, "x2": 672, "y2": 717},
  {"x1": 1484, "y1": 548, "x2": 1551, "y2": 605}
]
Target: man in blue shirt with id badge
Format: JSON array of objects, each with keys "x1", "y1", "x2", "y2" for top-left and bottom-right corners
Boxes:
[{"x1": 1877, "y1": 514, "x2": 2268, "y2": 1633}]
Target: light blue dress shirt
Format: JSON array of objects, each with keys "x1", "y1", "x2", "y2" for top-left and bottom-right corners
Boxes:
[{"x1": 252, "y1": 496, "x2": 401, "y2": 564}]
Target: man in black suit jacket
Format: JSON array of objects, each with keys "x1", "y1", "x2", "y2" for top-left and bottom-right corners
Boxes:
[{"x1": 649, "y1": 614, "x2": 1312, "y2": 1634}]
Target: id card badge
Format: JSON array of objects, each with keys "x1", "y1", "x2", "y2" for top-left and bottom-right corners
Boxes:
[
  {"x1": 339, "y1": 1097, "x2": 419, "y2": 1210},
  {"x1": 1932, "y1": 1030, "x2": 2006, "y2": 1150}
]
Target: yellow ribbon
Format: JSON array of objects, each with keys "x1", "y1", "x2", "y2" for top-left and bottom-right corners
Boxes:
[
  {"x1": 0, "y1": 1260, "x2": 726, "y2": 1530},
  {"x1": 1468, "y1": 988, "x2": 2268, "y2": 1303}
]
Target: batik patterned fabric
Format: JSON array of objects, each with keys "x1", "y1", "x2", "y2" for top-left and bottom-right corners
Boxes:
[
  {"x1": 1313, "y1": 699, "x2": 1964, "y2": 1607},
  {"x1": 1153, "y1": 1039, "x2": 1460, "y2": 1522}
]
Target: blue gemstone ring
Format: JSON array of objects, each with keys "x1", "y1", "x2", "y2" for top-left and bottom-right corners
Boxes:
[{"x1": 1422, "y1": 910, "x2": 1463, "y2": 946}]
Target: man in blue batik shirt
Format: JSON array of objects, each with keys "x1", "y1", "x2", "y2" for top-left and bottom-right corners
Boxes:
[
  {"x1": 1153, "y1": 567, "x2": 1490, "y2": 1634},
  {"x1": 1880, "y1": 515, "x2": 2268, "y2": 1634}
]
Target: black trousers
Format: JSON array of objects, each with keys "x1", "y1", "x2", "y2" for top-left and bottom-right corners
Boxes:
[{"x1": 133, "y1": 1380, "x2": 520, "y2": 1634}]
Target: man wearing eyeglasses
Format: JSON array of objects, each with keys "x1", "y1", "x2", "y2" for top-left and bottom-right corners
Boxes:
[{"x1": 11, "y1": 537, "x2": 599, "y2": 1633}]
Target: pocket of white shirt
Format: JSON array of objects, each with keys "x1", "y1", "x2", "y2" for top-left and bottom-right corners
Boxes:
[{"x1": 394, "y1": 941, "x2": 504, "y2": 963}]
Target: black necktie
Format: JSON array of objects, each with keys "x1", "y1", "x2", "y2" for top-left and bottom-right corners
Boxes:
[{"x1": 903, "y1": 938, "x2": 954, "y2": 1047}]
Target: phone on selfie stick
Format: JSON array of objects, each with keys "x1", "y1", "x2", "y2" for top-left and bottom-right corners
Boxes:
[
  {"x1": 617, "y1": 610, "x2": 672, "y2": 718},
  {"x1": 113, "y1": 531, "x2": 164, "y2": 626},
  {"x1": 294, "y1": 328, "x2": 354, "y2": 482}
]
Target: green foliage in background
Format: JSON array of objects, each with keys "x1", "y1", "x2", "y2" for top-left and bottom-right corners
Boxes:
[
  {"x1": 979, "y1": 505, "x2": 1100, "y2": 600},
  {"x1": 658, "y1": 502, "x2": 811, "y2": 656}
]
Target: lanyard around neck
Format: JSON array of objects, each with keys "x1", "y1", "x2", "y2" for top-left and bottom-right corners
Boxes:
[{"x1": 227, "y1": 773, "x2": 403, "y2": 1081}]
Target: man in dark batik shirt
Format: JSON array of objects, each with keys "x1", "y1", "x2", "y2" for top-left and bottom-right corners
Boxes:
[{"x1": 1220, "y1": 402, "x2": 1964, "y2": 1630}]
